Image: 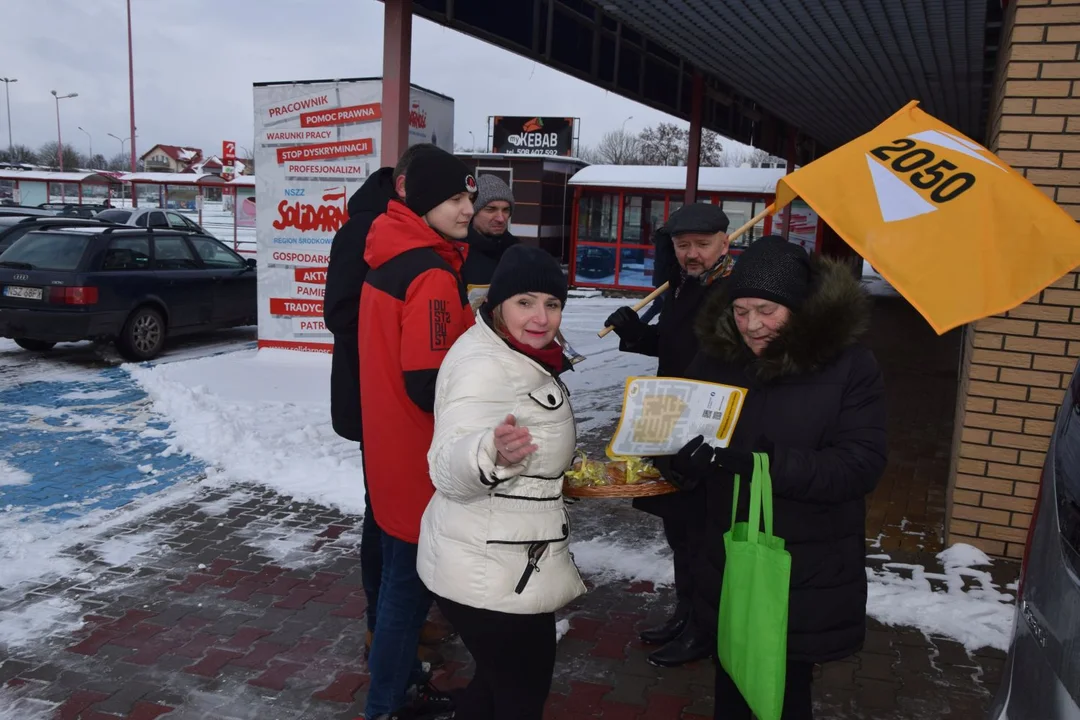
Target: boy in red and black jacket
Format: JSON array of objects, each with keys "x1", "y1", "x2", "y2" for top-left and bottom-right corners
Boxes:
[{"x1": 359, "y1": 146, "x2": 477, "y2": 720}]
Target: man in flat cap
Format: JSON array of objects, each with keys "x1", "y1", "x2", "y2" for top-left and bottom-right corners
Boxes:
[{"x1": 604, "y1": 201, "x2": 733, "y2": 668}]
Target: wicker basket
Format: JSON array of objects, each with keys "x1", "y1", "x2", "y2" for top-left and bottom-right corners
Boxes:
[{"x1": 563, "y1": 478, "x2": 678, "y2": 499}]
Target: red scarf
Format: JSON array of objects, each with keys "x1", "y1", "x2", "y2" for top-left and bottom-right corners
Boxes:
[{"x1": 505, "y1": 334, "x2": 568, "y2": 373}]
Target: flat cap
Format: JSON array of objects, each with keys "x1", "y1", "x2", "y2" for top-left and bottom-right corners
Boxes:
[{"x1": 664, "y1": 202, "x2": 730, "y2": 236}]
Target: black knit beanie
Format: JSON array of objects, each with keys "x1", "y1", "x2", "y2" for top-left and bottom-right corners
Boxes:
[
  {"x1": 727, "y1": 235, "x2": 812, "y2": 310},
  {"x1": 404, "y1": 147, "x2": 478, "y2": 217},
  {"x1": 484, "y1": 245, "x2": 568, "y2": 309}
]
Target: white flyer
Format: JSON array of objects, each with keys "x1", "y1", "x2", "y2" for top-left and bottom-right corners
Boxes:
[
  {"x1": 466, "y1": 284, "x2": 490, "y2": 311},
  {"x1": 606, "y1": 376, "x2": 747, "y2": 457}
]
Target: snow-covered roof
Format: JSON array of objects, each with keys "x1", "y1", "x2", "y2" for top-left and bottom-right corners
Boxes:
[
  {"x1": 568, "y1": 165, "x2": 788, "y2": 194},
  {"x1": 456, "y1": 152, "x2": 590, "y2": 165},
  {"x1": 228, "y1": 175, "x2": 255, "y2": 187},
  {"x1": 0, "y1": 170, "x2": 116, "y2": 184},
  {"x1": 121, "y1": 172, "x2": 227, "y2": 185}
]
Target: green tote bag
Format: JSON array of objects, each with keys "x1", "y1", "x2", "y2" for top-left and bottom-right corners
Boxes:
[{"x1": 717, "y1": 452, "x2": 792, "y2": 720}]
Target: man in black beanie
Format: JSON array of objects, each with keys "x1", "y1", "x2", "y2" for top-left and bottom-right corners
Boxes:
[
  {"x1": 322, "y1": 142, "x2": 451, "y2": 675},
  {"x1": 359, "y1": 145, "x2": 477, "y2": 720},
  {"x1": 603, "y1": 201, "x2": 734, "y2": 668}
]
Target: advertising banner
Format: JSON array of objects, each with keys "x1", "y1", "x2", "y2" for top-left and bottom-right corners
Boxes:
[
  {"x1": 253, "y1": 79, "x2": 453, "y2": 352},
  {"x1": 492, "y1": 116, "x2": 574, "y2": 156},
  {"x1": 222, "y1": 140, "x2": 236, "y2": 181}
]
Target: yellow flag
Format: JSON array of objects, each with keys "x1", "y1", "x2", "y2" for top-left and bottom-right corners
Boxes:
[{"x1": 775, "y1": 100, "x2": 1080, "y2": 334}]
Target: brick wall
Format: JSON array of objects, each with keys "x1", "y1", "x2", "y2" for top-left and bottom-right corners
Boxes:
[{"x1": 947, "y1": 0, "x2": 1080, "y2": 558}]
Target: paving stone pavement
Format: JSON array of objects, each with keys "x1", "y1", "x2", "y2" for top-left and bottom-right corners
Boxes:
[{"x1": 0, "y1": 483, "x2": 1009, "y2": 720}]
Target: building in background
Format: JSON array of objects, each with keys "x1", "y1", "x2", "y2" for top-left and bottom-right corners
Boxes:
[
  {"x1": 567, "y1": 165, "x2": 822, "y2": 291},
  {"x1": 455, "y1": 152, "x2": 588, "y2": 262},
  {"x1": 140, "y1": 144, "x2": 204, "y2": 173}
]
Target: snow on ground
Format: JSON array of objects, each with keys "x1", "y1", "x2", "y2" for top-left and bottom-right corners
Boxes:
[
  {"x1": 555, "y1": 618, "x2": 572, "y2": 643},
  {"x1": 0, "y1": 481, "x2": 199, "y2": 590},
  {"x1": 0, "y1": 597, "x2": 85, "y2": 649},
  {"x1": 862, "y1": 260, "x2": 899, "y2": 298},
  {"x1": 0, "y1": 288, "x2": 1013, "y2": 656},
  {"x1": 0, "y1": 460, "x2": 32, "y2": 487},
  {"x1": 127, "y1": 349, "x2": 366, "y2": 515},
  {"x1": 571, "y1": 533, "x2": 675, "y2": 587},
  {"x1": 866, "y1": 544, "x2": 1015, "y2": 653}
]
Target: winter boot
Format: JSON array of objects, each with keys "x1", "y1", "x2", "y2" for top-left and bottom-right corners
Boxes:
[
  {"x1": 419, "y1": 620, "x2": 456, "y2": 646},
  {"x1": 639, "y1": 603, "x2": 690, "y2": 645},
  {"x1": 647, "y1": 620, "x2": 713, "y2": 667}
]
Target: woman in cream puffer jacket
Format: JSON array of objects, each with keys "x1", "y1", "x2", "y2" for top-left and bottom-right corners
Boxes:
[{"x1": 417, "y1": 244, "x2": 585, "y2": 720}]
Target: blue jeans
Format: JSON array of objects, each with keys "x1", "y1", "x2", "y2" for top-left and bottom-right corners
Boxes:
[
  {"x1": 364, "y1": 533, "x2": 433, "y2": 717},
  {"x1": 360, "y1": 481, "x2": 382, "y2": 633}
]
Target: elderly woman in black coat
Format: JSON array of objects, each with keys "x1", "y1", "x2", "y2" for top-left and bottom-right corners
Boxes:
[{"x1": 661, "y1": 236, "x2": 888, "y2": 719}]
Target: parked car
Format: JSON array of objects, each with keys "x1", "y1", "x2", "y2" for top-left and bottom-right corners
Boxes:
[
  {"x1": 988, "y1": 358, "x2": 1080, "y2": 718},
  {"x1": 96, "y1": 207, "x2": 210, "y2": 235},
  {"x1": 37, "y1": 202, "x2": 108, "y2": 218},
  {"x1": 0, "y1": 226, "x2": 256, "y2": 361},
  {"x1": 576, "y1": 246, "x2": 616, "y2": 279},
  {"x1": 0, "y1": 216, "x2": 116, "y2": 256},
  {"x1": 0, "y1": 206, "x2": 60, "y2": 218}
]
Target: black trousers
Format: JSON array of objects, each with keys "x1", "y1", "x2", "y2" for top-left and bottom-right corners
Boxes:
[
  {"x1": 661, "y1": 484, "x2": 707, "y2": 607},
  {"x1": 435, "y1": 595, "x2": 556, "y2": 720},
  {"x1": 663, "y1": 514, "x2": 695, "y2": 605},
  {"x1": 713, "y1": 661, "x2": 814, "y2": 720}
]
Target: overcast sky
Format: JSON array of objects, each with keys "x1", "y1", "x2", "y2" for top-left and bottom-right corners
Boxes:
[{"x1": 0, "y1": 0, "x2": 712, "y2": 161}]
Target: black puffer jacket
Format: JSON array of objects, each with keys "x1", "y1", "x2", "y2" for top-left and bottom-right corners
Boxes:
[
  {"x1": 687, "y1": 257, "x2": 887, "y2": 664},
  {"x1": 460, "y1": 226, "x2": 520, "y2": 288},
  {"x1": 323, "y1": 168, "x2": 396, "y2": 443}
]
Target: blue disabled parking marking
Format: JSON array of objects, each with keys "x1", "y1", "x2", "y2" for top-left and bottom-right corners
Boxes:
[{"x1": 0, "y1": 365, "x2": 206, "y2": 521}]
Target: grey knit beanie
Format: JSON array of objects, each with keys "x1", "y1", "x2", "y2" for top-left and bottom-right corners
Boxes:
[{"x1": 473, "y1": 174, "x2": 514, "y2": 215}]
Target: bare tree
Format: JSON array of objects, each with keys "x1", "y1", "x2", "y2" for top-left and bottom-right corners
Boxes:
[
  {"x1": 699, "y1": 130, "x2": 724, "y2": 167},
  {"x1": 717, "y1": 145, "x2": 782, "y2": 168},
  {"x1": 594, "y1": 129, "x2": 642, "y2": 165},
  {"x1": 638, "y1": 122, "x2": 684, "y2": 166},
  {"x1": 38, "y1": 142, "x2": 84, "y2": 170},
  {"x1": 0, "y1": 144, "x2": 38, "y2": 165},
  {"x1": 636, "y1": 122, "x2": 724, "y2": 166},
  {"x1": 86, "y1": 153, "x2": 108, "y2": 170}
]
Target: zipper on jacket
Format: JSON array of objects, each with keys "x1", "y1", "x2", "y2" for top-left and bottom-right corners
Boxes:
[{"x1": 515, "y1": 541, "x2": 548, "y2": 594}]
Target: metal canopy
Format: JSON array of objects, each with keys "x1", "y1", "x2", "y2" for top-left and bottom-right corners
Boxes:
[
  {"x1": 409, "y1": 0, "x2": 1000, "y2": 154},
  {"x1": 600, "y1": 0, "x2": 996, "y2": 150}
]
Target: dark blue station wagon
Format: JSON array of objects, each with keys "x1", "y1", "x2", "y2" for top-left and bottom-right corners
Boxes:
[{"x1": 0, "y1": 226, "x2": 257, "y2": 361}]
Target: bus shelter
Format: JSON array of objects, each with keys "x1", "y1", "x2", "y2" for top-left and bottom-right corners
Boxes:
[
  {"x1": 0, "y1": 170, "x2": 120, "y2": 207},
  {"x1": 119, "y1": 172, "x2": 229, "y2": 227},
  {"x1": 567, "y1": 165, "x2": 819, "y2": 291}
]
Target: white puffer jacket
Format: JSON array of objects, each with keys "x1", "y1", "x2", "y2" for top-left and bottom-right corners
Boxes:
[{"x1": 418, "y1": 315, "x2": 586, "y2": 615}]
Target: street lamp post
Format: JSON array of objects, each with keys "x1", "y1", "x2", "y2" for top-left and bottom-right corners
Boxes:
[
  {"x1": 50, "y1": 90, "x2": 78, "y2": 171},
  {"x1": 78, "y1": 126, "x2": 92, "y2": 166},
  {"x1": 0, "y1": 78, "x2": 15, "y2": 155},
  {"x1": 108, "y1": 133, "x2": 131, "y2": 205},
  {"x1": 621, "y1": 115, "x2": 634, "y2": 133},
  {"x1": 108, "y1": 132, "x2": 130, "y2": 159},
  {"x1": 127, "y1": 0, "x2": 137, "y2": 174}
]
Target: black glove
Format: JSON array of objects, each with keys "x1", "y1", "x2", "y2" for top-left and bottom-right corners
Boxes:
[
  {"x1": 710, "y1": 446, "x2": 756, "y2": 480},
  {"x1": 659, "y1": 436, "x2": 759, "y2": 489},
  {"x1": 604, "y1": 306, "x2": 646, "y2": 343},
  {"x1": 652, "y1": 435, "x2": 715, "y2": 491}
]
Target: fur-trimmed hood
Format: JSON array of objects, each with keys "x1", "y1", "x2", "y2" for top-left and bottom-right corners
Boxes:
[{"x1": 695, "y1": 256, "x2": 870, "y2": 381}]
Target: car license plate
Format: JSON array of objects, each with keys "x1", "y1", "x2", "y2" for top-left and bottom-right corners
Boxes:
[{"x1": 3, "y1": 285, "x2": 43, "y2": 301}]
